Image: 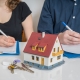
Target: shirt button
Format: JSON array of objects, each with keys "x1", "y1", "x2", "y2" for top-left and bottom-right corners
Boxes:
[
  {"x1": 73, "y1": 16, "x2": 75, "y2": 19},
  {"x1": 74, "y1": 3, "x2": 77, "y2": 5}
]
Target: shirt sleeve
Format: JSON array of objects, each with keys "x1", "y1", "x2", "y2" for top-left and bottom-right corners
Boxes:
[
  {"x1": 38, "y1": 0, "x2": 54, "y2": 34},
  {"x1": 20, "y1": 2, "x2": 32, "y2": 22}
]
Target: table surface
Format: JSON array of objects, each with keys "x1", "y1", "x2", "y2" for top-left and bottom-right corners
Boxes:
[{"x1": 0, "y1": 42, "x2": 80, "y2": 80}]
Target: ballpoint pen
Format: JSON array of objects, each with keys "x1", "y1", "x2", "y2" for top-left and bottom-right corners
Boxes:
[
  {"x1": 0, "y1": 29, "x2": 8, "y2": 38},
  {"x1": 62, "y1": 22, "x2": 73, "y2": 31}
]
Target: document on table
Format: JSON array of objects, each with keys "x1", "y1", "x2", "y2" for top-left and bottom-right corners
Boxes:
[
  {"x1": 62, "y1": 44, "x2": 80, "y2": 54},
  {"x1": 0, "y1": 42, "x2": 16, "y2": 54}
]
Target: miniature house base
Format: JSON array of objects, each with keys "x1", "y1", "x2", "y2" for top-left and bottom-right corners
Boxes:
[{"x1": 24, "y1": 60, "x2": 64, "y2": 70}]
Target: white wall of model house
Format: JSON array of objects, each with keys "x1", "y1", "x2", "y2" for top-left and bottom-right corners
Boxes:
[
  {"x1": 22, "y1": 0, "x2": 45, "y2": 32},
  {"x1": 48, "y1": 37, "x2": 63, "y2": 66},
  {"x1": 24, "y1": 53, "x2": 49, "y2": 66}
]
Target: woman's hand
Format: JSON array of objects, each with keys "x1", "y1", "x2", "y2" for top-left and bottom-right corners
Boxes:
[
  {"x1": 58, "y1": 30, "x2": 80, "y2": 45},
  {"x1": 0, "y1": 35, "x2": 15, "y2": 47}
]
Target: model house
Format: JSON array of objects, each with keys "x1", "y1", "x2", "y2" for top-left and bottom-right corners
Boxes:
[{"x1": 23, "y1": 32, "x2": 64, "y2": 69}]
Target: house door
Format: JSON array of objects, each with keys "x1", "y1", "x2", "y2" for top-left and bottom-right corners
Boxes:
[{"x1": 41, "y1": 58, "x2": 44, "y2": 65}]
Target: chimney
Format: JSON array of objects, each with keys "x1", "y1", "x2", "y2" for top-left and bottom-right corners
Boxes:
[{"x1": 42, "y1": 32, "x2": 45, "y2": 38}]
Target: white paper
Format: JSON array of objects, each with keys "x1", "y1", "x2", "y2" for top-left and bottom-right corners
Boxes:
[
  {"x1": 0, "y1": 42, "x2": 16, "y2": 54},
  {"x1": 62, "y1": 44, "x2": 80, "y2": 54}
]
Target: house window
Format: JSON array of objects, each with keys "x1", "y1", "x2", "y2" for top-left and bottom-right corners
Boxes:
[
  {"x1": 41, "y1": 47, "x2": 44, "y2": 52},
  {"x1": 58, "y1": 47, "x2": 59, "y2": 52},
  {"x1": 41, "y1": 47, "x2": 44, "y2": 51},
  {"x1": 36, "y1": 57, "x2": 39, "y2": 61},
  {"x1": 53, "y1": 48, "x2": 55, "y2": 52},
  {"x1": 32, "y1": 42, "x2": 38, "y2": 51},
  {"x1": 32, "y1": 46, "x2": 34, "y2": 50},
  {"x1": 57, "y1": 55, "x2": 61, "y2": 60},
  {"x1": 40, "y1": 47, "x2": 42, "y2": 51},
  {"x1": 32, "y1": 56, "x2": 34, "y2": 60},
  {"x1": 32, "y1": 45, "x2": 38, "y2": 50},
  {"x1": 50, "y1": 58, "x2": 53, "y2": 62},
  {"x1": 38, "y1": 46, "x2": 46, "y2": 52}
]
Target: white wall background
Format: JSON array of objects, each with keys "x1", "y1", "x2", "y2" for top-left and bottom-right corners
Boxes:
[{"x1": 22, "y1": 0, "x2": 45, "y2": 32}]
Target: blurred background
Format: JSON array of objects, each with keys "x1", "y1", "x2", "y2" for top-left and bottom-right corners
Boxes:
[{"x1": 22, "y1": 0, "x2": 45, "y2": 32}]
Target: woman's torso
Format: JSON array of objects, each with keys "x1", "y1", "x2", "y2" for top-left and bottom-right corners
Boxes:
[{"x1": 0, "y1": 2, "x2": 26, "y2": 41}]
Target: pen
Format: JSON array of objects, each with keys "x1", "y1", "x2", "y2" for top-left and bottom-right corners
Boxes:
[
  {"x1": 62, "y1": 22, "x2": 73, "y2": 31},
  {"x1": 0, "y1": 29, "x2": 8, "y2": 38}
]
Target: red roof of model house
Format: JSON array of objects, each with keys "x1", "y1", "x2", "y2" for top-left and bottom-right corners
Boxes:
[{"x1": 23, "y1": 32, "x2": 59, "y2": 57}]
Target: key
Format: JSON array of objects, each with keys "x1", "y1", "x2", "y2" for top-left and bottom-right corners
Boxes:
[
  {"x1": 8, "y1": 66, "x2": 12, "y2": 70},
  {"x1": 8, "y1": 64, "x2": 16, "y2": 73},
  {"x1": 11, "y1": 68, "x2": 14, "y2": 74},
  {"x1": 17, "y1": 66, "x2": 26, "y2": 71},
  {"x1": 24, "y1": 63, "x2": 32, "y2": 67},
  {"x1": 14, "y1": 65, "x2": 23, "y2": 70},
  {"x1": 13, "y1": 60, "x2": 20, "y2": 65},
  {"x1": 10, "y1": 65, "x2": 15, "y2": 68},
  {"x1": 21, "y1": 63, "x2": 34, "y2": 73}
]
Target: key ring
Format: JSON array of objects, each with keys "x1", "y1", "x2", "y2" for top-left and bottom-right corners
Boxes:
[{"x1": 13, "y1": 59, "x2": 20, "y2": 64}]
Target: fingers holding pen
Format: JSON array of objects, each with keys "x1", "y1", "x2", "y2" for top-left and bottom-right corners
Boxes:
[
  {"x1": 58, "y1": 30, "x2": 80, "y2": 45},
  {"x1": 0, "y1": 35, "x2": 16, "y2": 47},
  {"x1": 61, "y1": 22, "x2": 80, "y2": 44},
  {"x1": 66, "y1": 30, "x2": 80, "y2": 42},
  {"x1": 68, "y1": 30, "x2": 80, "y2": 39},
  {"x1": 7, "y1": 36, "x2": 15, "y2": 43}
]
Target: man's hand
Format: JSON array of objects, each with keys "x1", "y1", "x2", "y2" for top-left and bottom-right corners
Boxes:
[
  {"x1": 0, "y1": 35, "x2": 15, "y2": 47},
  {"x1": 58, "y1": 30, "x2": 80, "y2": 45}
]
